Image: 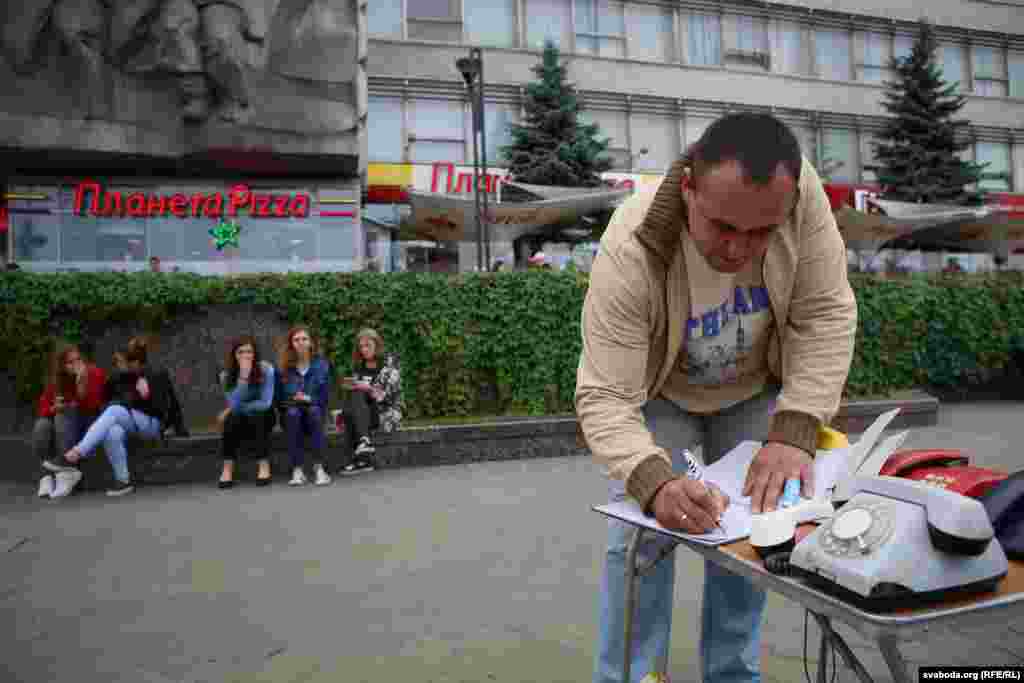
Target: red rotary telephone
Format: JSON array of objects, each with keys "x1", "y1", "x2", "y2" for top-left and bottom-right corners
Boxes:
[{"x1": 879, "y1": 448, "x2": 1009, "y2": 499}]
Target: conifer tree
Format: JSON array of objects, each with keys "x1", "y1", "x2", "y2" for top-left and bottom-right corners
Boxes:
[
  {"x1": 500, "y1": 41, "x2": 613, "y2": 187},
  {"x1": 873, "y1": 20, "x2": 987, "y2": 204}
]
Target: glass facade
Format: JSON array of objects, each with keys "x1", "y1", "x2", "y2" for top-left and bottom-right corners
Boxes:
[{"x1": 7, "y1": 180, "x2": 363, "y2": 274}]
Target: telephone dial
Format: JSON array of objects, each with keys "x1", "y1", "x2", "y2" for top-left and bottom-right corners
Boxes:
[{"x1": 880, "y1": 448, "x2": 1009, "y2": 499}]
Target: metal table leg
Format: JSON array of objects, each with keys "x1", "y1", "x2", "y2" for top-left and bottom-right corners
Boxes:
[
  {"x1": 623, "y1": 527, "x2": 643, "y2": 683},
  {"x1": 811, "y1": 612, "x2": 877, "y2": 683},
  {"x1": 878, "y1": 635, "x2": 913, "y2": 683}
]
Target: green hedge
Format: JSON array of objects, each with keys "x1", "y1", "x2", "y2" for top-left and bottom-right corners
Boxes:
[{"x1": 3, "y1": 270, "x2": 1024, "y2": 419}]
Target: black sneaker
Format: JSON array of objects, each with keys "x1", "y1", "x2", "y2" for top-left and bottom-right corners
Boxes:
[
  {"x1": 341, "y1": 460, "x2": 376, "y2": 476},
  {"x1": 354, "y1": 436, "x2": 375, "y2": 456},
  {"x1": 42, "y1": 454, "x2": 79, "y2": 473},
  {"x1": 106, "y1": 480, "x2": 135, "y2": 497}
]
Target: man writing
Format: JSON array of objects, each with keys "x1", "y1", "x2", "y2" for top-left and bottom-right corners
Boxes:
[{"x1": 576, "y1": 113, "x2": 857, "y2": 683}]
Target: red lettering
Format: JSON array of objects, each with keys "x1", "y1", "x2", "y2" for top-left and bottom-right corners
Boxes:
[
  {"x1": 146, "y1": 195, "x2": 169, "y2": 217},
  {"x1": 228, "y1": 184, "x2": 252, "y2": 216},
  {"x1": 431, "y1": 162, "x2": 454, "y2": 193},
  {"x1": 271, "y1": 195, "x2": 288, "y2": 217},
  {"x1": 190, "y1": 194, "x2": 204, "y2": 217},
  {"x1": 202, "y1": 194, "x2": 224, "y2": 217},
  {"x1": 621, "y1": 179, "x2": 635, "y2": 191},
  {"x1": 73, "y1": 181, "x2": 101, "y2": 215},
  {"x1": 126, "y1": 193, "x2": 147, "y2": 217},
  {"x1": 290, "y1": 194, "x2": 310, "y2": 217},
  {"x1": 454, "y1": 172, "x2": 473, "y2": 193},
  {"x1": 170, "y1": 194, "x2": 188, "y2": 218},
  {"x1": 253, "y1": 194, "x2": 271, "y2": 217},
  {"x1": 94, "y1": 190, "x2": 119, "y2": 217}
]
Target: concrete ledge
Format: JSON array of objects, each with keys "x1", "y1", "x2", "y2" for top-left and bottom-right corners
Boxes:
[{"x1": 0, "y1": 393, "x2": 938, "y2": 491}]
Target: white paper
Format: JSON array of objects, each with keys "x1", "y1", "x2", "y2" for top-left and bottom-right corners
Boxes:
[{"x1": 594, "y1": 499, "x2": 751, "y2": 546}]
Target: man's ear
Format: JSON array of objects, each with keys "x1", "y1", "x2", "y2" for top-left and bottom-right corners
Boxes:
[{"x1": 681, "y1": 166, "x2": 695, "y2": 191}]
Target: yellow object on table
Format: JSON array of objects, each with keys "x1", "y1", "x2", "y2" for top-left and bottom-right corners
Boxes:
[{"x1": 817, "y1": 425, "x2": 849, "y2": 450}]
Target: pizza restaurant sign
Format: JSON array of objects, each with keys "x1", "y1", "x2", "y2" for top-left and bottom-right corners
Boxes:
[
  {"x1": 368, "y1": 162, "x2": 662, "y2": 196},
  {"x1": 73, "y1": 181, "x2": 312, "y2": 218}
]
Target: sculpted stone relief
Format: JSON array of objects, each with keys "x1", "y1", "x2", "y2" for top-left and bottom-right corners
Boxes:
[{"x1": 0, "y1": 0, "x2": 313, "y2": 123}]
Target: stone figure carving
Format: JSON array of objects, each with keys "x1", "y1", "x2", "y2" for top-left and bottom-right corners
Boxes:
[
  {"x1": 1, "y1": 0, "x2": 108, "y2": 119},
  {"x1": 1, "y1": 0, "x2": 282, "y2": 122}
]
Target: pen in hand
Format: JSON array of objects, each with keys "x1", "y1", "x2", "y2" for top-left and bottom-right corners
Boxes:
[{"x1": 682, "y1": 450, "x2": 728, "y2": 535}]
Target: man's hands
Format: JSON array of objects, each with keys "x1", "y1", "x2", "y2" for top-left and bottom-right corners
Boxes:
[
  {"x1": 742, "y1": 442, "x2": 814, "y2": 514},
  {"x1": 293, "y1": 391, "x2": 311, "y2": 403},
  {"x1": 216, "y1": 407, "x2": 231, "y2": 427},
  {"x1": 651, "y1": 477, "x2": 730, "y2": 534}
]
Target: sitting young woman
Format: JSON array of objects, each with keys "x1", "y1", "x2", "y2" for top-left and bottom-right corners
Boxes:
[
  {"x1": 278, "y1": 325, "x2": 333, "y2": 487},
  {"x1": 340, "y1": 328, "x2": 403, "y2": 476},
  {"x1": 44, "y1": 336, "x2": 187, "y2": 497},
  {"x1": 216, "y1": 336, "x2": 276, "y2": 489},
  {"x1": 34, "y1": 343, "x2": 107, "y2": 499}
]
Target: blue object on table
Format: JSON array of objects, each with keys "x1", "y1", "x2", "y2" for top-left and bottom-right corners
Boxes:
[{"x1": 780, "y1": 478, "x2": 802, "y2": 508}]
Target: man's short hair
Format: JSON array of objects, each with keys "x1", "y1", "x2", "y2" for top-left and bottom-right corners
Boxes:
[{"x1": 685, "y1": 112, "x2": 802, "y2": 189}]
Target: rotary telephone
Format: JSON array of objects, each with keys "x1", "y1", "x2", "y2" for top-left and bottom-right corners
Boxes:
[{"x1": 879, "y1": 448, "x2": 1008, "y2": 499}]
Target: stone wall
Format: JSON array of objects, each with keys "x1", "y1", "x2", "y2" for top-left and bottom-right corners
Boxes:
[{"x1": 0, "y1": 305, "x2": 292, "y2": 435}]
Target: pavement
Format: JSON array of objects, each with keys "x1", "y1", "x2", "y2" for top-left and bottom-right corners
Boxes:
[{"x1": 2, "y1": 401, "x2": 1024, "y2": 683}]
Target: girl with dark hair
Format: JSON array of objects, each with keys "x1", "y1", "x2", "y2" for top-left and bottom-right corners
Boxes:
[
  {"x1": 44, "y1": 336, "x2": 188, "y2": 497},
  {"x1": 216, "y1": 336, "x2": 276, "y2": 488},
  {"x1": 277, "y1": 325, "x2": 333, "y2": 486},
  {"x1": 33, "y1": 343, "x2": 106, "y2": 498},
  {"x1": 339, "y1": 328, "x2": 403, "y2": 476}
]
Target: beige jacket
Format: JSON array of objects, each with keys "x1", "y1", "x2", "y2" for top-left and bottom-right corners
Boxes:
[{"x1": 575, "y1": 156, "x2": 857, "y2": 511}]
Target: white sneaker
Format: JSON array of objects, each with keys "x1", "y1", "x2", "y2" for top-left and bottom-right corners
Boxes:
[
  {"x1": 314, "y1": 465, "x2": 331, "y2": 486},
  {"x1": 51, "y1": 469, "x2": 83, "y2": 498},
  {"x1": 37, "y1": 474, "x2": 54, "y2": 498},
  {"x1": 289, "y1": 467, "x2": 307, "y2": 486}
]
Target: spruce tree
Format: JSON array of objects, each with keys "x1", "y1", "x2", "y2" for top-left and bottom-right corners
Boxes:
[
  {"x1": 873, "y1": 20, "x2": 987, "y2": 204},
  {"x1": 500, "y1": 41, "x2": 613, "y2": 187}
]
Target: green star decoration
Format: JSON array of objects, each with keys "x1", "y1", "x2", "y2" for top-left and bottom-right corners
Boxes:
[{"x1": 209, "y1": 218, "x2": 241, "y2": 250}]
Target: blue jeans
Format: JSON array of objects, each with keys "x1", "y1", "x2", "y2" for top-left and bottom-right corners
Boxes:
[
  {"x1": 284, "y1": 405, "x2": 325, "y2": 468},
  {"x1": 593, "y1": 390, "x2": 779, "y2": 683},
  {"x1": 75, "y1": 405, "x2": 161, "y2": 484}
]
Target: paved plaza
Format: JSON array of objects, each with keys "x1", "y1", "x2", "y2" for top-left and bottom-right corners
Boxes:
[{"x1": 3, "y1": 402, "x2": 1024, "y2": 683}]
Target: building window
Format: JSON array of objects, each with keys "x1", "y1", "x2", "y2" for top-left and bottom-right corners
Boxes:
[
  {"x1": 465, "y1": 0, "x2": 517, "y2": 47},
  {"x1": 976, "y1": 141, "x2": 1012, "y2": 191},
  {"x1": 630, "y1": 113, "x2": 678, "y2": 173},
  {"x1": 894, "y1": 34, "x2": 914, "y2": 63},
  {"x1": 409, "y1": 99, "x2": 466, "y2": 164},
  {"x1": 369, "y1": 97, "x2": 405, "y2": 163},
  {"x1": 407, "y1": 0, "x2": 462, "y2": 42},
  {"x1": 725, "y1": 14, "x2": 769, "y2": 70},
  {"x1": 684, "y1": 13, "x2": 721, "y2": 66},
  {"x1": 820, "y1": 129, "x2": 857, "y2": 182},
  {"x1": 815, "y1": 29, "x2": 851, "y2": 81},
  {"x1": 369, "y1": 0, "x2": 402, "y2": 37},
  {"x1": 860, "y1": 133, "x2": 884, "y2": 182},
  {"x1": 10, "y1": 185, "x2": 60, "y2": 263},
  {"x1": 627, "y1": 4, "x2": 674, "y2": 63},
  {"x1": 773, "y1": 20, "x2": 806, "y2": 76},
  {"x1": 484, "y1": 104, "x2": 517, "y2": 165},
  {"x1": 574, "y1": 0, "x2": 625, "y2": 58},
  {"x1": 526, "y1": 0, "x2": 571, "y2": 49},
  {"x1": 1010, "y1": 52, "x2": 1024, "y2": 98},
  {"x1": 858, "y1": 31, "x2": 892, "y2": 83},
  {"x1": 973, "y1": 46, "x2": 1008, "y2": 97},
  {"x1": 940, "y1": 43, "x2": 966, "y2": 89}
]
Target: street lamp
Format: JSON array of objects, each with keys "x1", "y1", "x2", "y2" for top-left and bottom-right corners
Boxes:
[{"x1": 456, "y1": 48, "x2": 489, "y2": 271}]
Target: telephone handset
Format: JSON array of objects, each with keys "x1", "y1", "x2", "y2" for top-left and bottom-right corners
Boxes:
[
  {"x1": 880, "y1": 449, "x2": 1008, "y2": 500},
  {"x1": 844, "y1": 475, "x2": 994, "y2": 556}
]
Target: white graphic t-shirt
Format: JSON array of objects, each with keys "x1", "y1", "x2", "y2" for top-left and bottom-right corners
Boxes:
[{"x1": 661, "y1": 229, "x2": 776, "y2": 414}]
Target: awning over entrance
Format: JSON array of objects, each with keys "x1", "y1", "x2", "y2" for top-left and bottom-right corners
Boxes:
[{"x1": 405, "y1": 182, "x2": 632, "y2": 242}]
